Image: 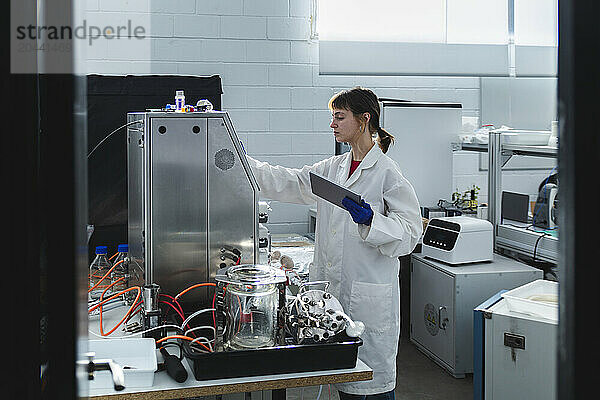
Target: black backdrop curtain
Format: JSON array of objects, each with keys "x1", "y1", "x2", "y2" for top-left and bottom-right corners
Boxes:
[{"x1": 86, "y1": 74, "x2": 222, "y2": 261}]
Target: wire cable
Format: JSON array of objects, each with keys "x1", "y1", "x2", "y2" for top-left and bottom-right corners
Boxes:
[
  {"x1": 533, "y1": 231, "x2": 549, "y2": 262},
  {"x1": 159, "y1": 299, "x2": 197, "y2": 338},
  {"x1": 156, "y1": 335, "x2": 212, "y2": 352},
  {"x1": 159, "y1": 300, "x2": 185, "y2": 323},
  {"x1": 159, "y1": 294, "x2": 184, "y2": 316},
  {"x1": 180, "y1": 308, "x2": 216, "y2": 331},
  {"x1": 190, "y1": 336, "x2": 213, "y2": 352},
  {"x1": 87, "y1": 120, "x2": 143, "y2": 158},
  {"x1": 184, "y1": 326, "x2": 216, "y2": 342}
]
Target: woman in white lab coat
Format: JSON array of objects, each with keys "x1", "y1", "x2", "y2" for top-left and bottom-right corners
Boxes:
[{"x1": 246, "y1": 87, "x2": 422, "y2": 400}]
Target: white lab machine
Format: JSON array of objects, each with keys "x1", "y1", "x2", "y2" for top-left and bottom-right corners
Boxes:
[
  {"x1": 422, "y1": 216, "x2": 493, "y2": 265},
  {"x1": 410, "y1": 253, "x2": 543, "y2": 378},
  {"x1": 474, "y1": 280, "x2": 558, "y2": 400}
]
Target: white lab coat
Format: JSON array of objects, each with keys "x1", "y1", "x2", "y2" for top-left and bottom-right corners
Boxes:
[{"x1": 246, "y1": 144, "x2": 422, "y2": 395}]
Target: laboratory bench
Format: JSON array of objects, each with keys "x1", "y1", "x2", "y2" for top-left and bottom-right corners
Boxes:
[
  {"x1": 86, "y1": 302, "x2": 371, "y2": 400},
  {"x1": 88, "y1": 358, "x2": 372, "y2": 400}
]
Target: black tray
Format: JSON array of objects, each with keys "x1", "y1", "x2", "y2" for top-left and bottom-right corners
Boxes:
[{"x1": 183, "y1": 335, "x2": 363, "y2": 381}]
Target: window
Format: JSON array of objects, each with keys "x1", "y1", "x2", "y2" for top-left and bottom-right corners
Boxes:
[{"x1": 316, "y1": 0, "x2": 557, "y2": 76}]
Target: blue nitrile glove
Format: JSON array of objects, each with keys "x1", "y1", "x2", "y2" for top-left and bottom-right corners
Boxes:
[{"x1": 342, "y1": 197, "x2": 374, "y2": 226}]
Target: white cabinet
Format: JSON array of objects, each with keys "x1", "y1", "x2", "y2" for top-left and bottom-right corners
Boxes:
[
  {"x1": 474, "y1": 292, "x2": 557, "y2": 400},
  {"x1": 410, "y1": 253, "x2": 543, "y2": 377}
]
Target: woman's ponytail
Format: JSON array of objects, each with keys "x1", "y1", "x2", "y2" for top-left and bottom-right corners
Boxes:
[{"x1": 376, "y1": 127, "x2": 395, "y2": 154}]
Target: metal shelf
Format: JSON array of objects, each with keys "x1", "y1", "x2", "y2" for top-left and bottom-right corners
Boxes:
[
  {"x1": 454, "y1": 142, "x2": 557, "y2": 156},
  {"x1": 452, "y1": 137, "x2": 558, "y2": 264},
  {"x1": 453, "y1": 142, "x2": 557, "y2": 166},
  {"x1": 496, "y1": 224, "x2": 558, "y2": 264},
  {"x1": 503, "y1": 144, "x2": 557, "y2": 158}
]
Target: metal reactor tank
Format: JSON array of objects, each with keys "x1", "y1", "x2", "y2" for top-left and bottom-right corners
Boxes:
[{"x1": 126, "y1": 110, "x2": 259, "y2": 309}]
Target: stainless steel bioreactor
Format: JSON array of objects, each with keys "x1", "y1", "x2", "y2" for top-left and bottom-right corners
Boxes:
[{"x1": 127, "y1": 111, "x2": 259, "y2": 308}]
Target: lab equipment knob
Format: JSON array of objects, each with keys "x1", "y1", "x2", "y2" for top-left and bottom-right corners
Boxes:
[{"x1": 438, "y1": 306, "x2": 449, "y2": 330}]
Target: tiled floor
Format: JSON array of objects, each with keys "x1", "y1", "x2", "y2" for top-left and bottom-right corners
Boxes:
[{"x1": 394, "y1": 336, "x2": 473, "y2": 400}]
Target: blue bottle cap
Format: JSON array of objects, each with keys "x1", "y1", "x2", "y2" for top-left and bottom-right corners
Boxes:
[
  {"x1": 117, "y1": 244, "x2": 129, "y2": 253},
  {"x1": 95, "y1": 246, "x2": 108, "y2": 255}
]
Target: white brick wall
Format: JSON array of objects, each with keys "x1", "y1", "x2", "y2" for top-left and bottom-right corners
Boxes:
[
  {"x1": 85, "y1": 0, "x2": 554, "y2": 234},
  {"x1": 198, "y1": 0, "x2": 243, "y2": 16},
  {"x1": 246, "y1": 40, "x2": 290, "y2": 62},
  {"x1": 173, "y1": 15, "x2": 220, "y2": 38},
  {"x1": 151, "y1": 0, "x2": 196, "y2": 14},
  {"x1": 243, "y1": 0, "x2": 288, "y2": 17},
  {"x1": 221, "y1": 16, "x2": 267, "y2": 39}
]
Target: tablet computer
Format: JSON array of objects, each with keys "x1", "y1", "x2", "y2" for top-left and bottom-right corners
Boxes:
[{"x1": 309, "y1": 172, "x2": 362, "y2": 209}]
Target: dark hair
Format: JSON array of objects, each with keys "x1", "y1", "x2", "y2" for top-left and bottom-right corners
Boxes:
[{"x1": 328, "y1": 86, "x2": 395, "y2": 153}]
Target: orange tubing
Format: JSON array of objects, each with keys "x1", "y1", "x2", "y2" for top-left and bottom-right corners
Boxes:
[
  {"x1": 155, "y1": 335, "x2": 194, "y2": 344},
  {"x1": 88, "y1": 260, "x2": 124, "y2": 293},
  {"x1": 99, "y1": 286, "x2": 141, "y2": 336},
  {"x1": 89, "y1": 286, "x2": 133, "y2": 313},
  {"x1": 155, "y1": 335, "x2": 212, "y2": 352},
  {"x1": 174, "y1": 282, "x2": 216, "y2": 300},
  {"x1": 88, "y1": 285, "x2": 141, "y2": 337},
  {"x1": 101, "y1": 277, "x2": 125, "y2": 298},
  {"x1": 98, "y1": 277, "x2": 125, "y2": 336}
]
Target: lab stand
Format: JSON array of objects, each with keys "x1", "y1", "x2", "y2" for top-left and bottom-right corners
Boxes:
[
  {"x1": 453, "y1": 138, "x2": 559, "y2": 270},
  {"x1": 409, "y1": 253, "x2": 542, "y2": 378}
]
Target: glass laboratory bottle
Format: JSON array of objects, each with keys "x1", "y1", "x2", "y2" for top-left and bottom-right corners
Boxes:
[
  {"x1": 110, "y1": 244, "x2": 129, "y2": 297},
  {"x1": 175, "y1": 90, "x2": 185, "y2": 111},
  {"x1": 89, "y1": 246, "x2": 112, "y2": 300}
]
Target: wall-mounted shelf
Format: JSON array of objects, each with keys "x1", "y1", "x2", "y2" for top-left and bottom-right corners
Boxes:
[
  {"x1": 453, "y1": 142, "x2": 557, "y2": 166},
  {"x1": 453, "y1": 138, "x2": 558, "y2": 265}
]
